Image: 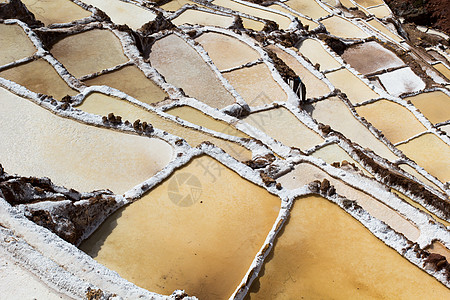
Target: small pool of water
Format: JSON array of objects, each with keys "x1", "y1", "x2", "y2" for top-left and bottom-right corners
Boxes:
[
  {"x1": 405, "y1": 91, "x2": 450, "y2": 124},
  {"x1": 0, "y1": 23, "x2": 36, "y2": 66},
  {"x1": 297, "y1": 38, "x2": 341, "y2": 71},
  {"x1": 21, "y1": 0, "x2": 91, "y2": 26}
]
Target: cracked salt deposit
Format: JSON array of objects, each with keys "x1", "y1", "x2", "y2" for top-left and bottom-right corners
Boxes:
[{"x1": 0, "y1": 0, "x2": 449, "y2": 299}]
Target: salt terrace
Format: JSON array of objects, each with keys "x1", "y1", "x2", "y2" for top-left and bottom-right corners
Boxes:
[{"x1": 0, "y1": 0, "x2": 449, "y2": 299}]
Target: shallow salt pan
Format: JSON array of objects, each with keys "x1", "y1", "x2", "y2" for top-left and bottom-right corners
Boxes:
[
  {"x1": 269, "y1": 4, "x2": 319, "y2": 29},
  {"x1": 242, "y1": 107, "x2": 324, "y2": 150},
  {"x1": 297, "y1": 38, "x2": 341, "y2": 71},
  {"x1": 398, "y1": 164, "x2": 443, "y2": 192},
  {"x1": 51, "y1": 29, "x2": 129, "y2": 78},
  {"x1": 278, "y1": 163, "x2": 420, "y2": 241},
  {"x1": 223, "y1": 63, "x2": 287, "y2": 106},
  {"x1": 367, "y1": 19, "x2": 403, "y2": 42},
  {"x1": 321, "y1": 16, "x2": 369, "y2": 39},
  {"x1": 81, "y1": 0, "x2": 156, "y2": 30},
  {"x1": 21, "y1": 0, "x2": 91, "y2": 25},
  {"x1": 367, "y1": 5, "x2": 391, "y2": 18},
  {"x1": 304, "y1": 97, "x2": 397, "y2": 161},
  {"x1": 80, "y1": 155, "x2": 280, "y2": 299},
  {"x1": 0, "y1": 59, "x2": 76, "y2": 100},
  {"x1": 172, "y1": 9, "x2": 235, "y2": 28},
  {"x1": 0, "y1": 87, "x2": 172, "y2": 194},
  {"x1": 150, "y1": 34, "x2": 236, "y2": 109},
  {"x1": 353, "y1": 0, "x2": 384, "y2": 7},
  {"x1": 0, "y1": 23, "x2": 36, "y2": 66},
  {"x1": 341, "y1": 41, "x2": 404, "y2": 75},
  {"x1": 397, "y1": 133, "x2": 450, "y2": 183},
  {"x1": 284, "y1": 0, "x2": 329, "y2": 20},
  {"x1": 246, "y1": 195, "x2": 446, "y2": 299},
  {"x1": 405, "y1": 91, "x2": 450, "y2": 124},
  {"x1": 378, "y1": 67, "x2": 426, "y2": 97},
  {"x1": 355, "y1": 99, "x2": 426, "y2": 144},
  {"x1": 77, "y1": 93, "x2": 252, "y2": 161},
  {"x1": 266, "y1": 45, "x2": 331, "y2": 99},
  {"x1": 326, "y1": 68, "x2": 379, "y2": 104},
  {"x1": 433, "y1": 63, "x2": 450, "y2": 80},
  {"x1": 195, "y1": 32, "x2": 260, "y2": 70},
  {"x1": 83, "y1": 65, "x2": 167, "y2": 105}
]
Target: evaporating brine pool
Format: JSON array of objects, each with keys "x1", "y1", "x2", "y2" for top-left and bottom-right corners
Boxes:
[{"x1": 0, "y1": 0, "x2": 449, "y2": 299}]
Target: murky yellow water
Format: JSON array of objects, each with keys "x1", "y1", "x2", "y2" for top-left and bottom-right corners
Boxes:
[
  {"x1": 397, "y1": 133, "x2": 450, "y2": 183},
  {"x1": 433, "y1": 63, "x2": 450, "y2": 80},
  {"x1": 0, "y1": 87, "x2": 172, "y2": 194},
  {"x1": 247, "y1": 195, "x2": 447, "y2": 300},
  {"x1": 269, "y1": 4, "x2": 319, "y2": 29},
  {"x1": 405, "y1": 91, "x2": 450, "y2": 124},
  {"x1": 81, "y1": 0, "x2": 156, "y2": 30},
  {"x1": 150, "y1": 34, "x2": 236, "y2": 109},
  {"x1": 304, "y1": 97, "x2": 398, "y2": 161},
  {"x1": 80, "y1": 155, "x2": 280, "y2": 299},
  {"x1": 0, "y1": 59, "x2": 76, "y2": 100},
  {"x1": 77, "y1": 93, "x2": 251, "y2": 161},
  {"x1": 284, "y1": 0, "x2": 329, "y2": 20},
  {"x1": 321, "y1": 16, "x2": 369, "y2": 39},
  {"x1": 195, "y1": 32, "x2": 259, "y2": 70},
  {"x1": 392, "y1": 189, "x2": 450, "y2": 228},
  {"x1": 172, "y1": 9, "x2": 234, "y2": 27},
  {"x1": 427, "y1": 242, "x2": 450, "y2": 260},
  {"x1": 0, "y1": 23, "x2": 36, "y2": 66},
  {"x1": 341, "y1": 41, "x2": 405, "y2": 75},
  {"x1": 242, "y1": 107, "x2": 324, "y2": 150},
  {"x1": 310, "y1": 143, "x2": 372, "y2": 176},
  {"x1": 297, "y1": 38, "x2": 341, "y2": 71},
  {"x1": 367, "y1": 5, "x2": 391, "y2": 18},
  {"x1": 213, "y1": 0, "x2": 292, "y2": 30},
  {"x1": 51, "y1": 29, "x2": 129, "y2": 78},
  {"x1": 166, "y1": 105, "x2": 248, "y2": 138},
  {"x1": 278, "y1": 164, "x2": 420, "y2": 241},
  {"x1": 21, "y1": 0, "x2": 91, "y2": 26},
  {"x1": 223, "y1": 63, "x2": 287, "y2": 106},
  {"x1": 398, "y1": 164, "x2": 443, "y2": 192},
  {"x1": 367, "y1": 19, "x2": 403, "y2": 42},
  {"x1": 83, "y1": 65, "x2": 167, "y2": 105},
  {"x1": 326, "y1": 68, "x2": 379, "y2": 104},
  {"x1": 266, "y1": 45, "x2": 331, "y2": 99},
  {"x1": 356, "y1": 99, "x2": 426, "y2": 144}
]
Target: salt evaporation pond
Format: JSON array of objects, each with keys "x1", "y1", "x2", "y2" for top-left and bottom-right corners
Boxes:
[{"x1": 0, "y1": 23, "x2": 36, "y2": 66}]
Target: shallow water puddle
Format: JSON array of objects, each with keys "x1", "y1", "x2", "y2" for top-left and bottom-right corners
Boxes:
[
  {"x1": 242, "y1": 107, "x2": 324, "y2": 150},
  {"x1": 266, "y1": 45, "x2": 331, "y2": 99},
  {"x1": 21, "y1": 0, "x2": 91, "y2": 26},
  {"x1": 77, "y1": 93, "x2": 252, "y2": 161},
  {"x1": 397, "y1": 133, "x2": 450, "y2": 183},
  {"x1": 0, "y1": 23, "x2": 36, "y2": 66},
  {"x1": 427, "y1": 242, "x2": 450, "y2": 260},
  {"x1": 392, "y1": 190, "x2": 450, "y2": 228},
  {"x1": 297, "y1": 38, "x2": 341, "y2": 71},
  {"x1": 278, "y1": 163, "x2": 420, "y2": 241},
  {"x1": 284, "y1": 0, "x2": 329, "y2": 20},
  {"x1": 246, "y1": 195, "x2": 445, "y2": 300},
  {"x1": 213, "y1": 0, "x2": 292, "y2": 30},
  {"x1": 367, "y1": 19, "x2": 403, "y2": 42},
  {"x1": 195, "y1": 32, "x2": 259, "y2": 70},
  {"x1": 150, "y1": 34, "x2": 236, "y2": 109},
  {"x1": 0, "y1": 87, "x2": 172, "y2": 194},
  {"x1": 326, "y1": 68, "x2": 379, "y2": 104},
  {"x1": 367, "y1": 5, "x2": 391, "y2": 18},
  {"x1": 81, "y1": 0, "x2": 156, "y2": 30},
  {"x1": 223, "y1": 63, "x2": 287, "y2": 106},
  {"x1": 433, "y1": 63, "x2": 450, "y2": 80},
  {"x1": 321, "y1": 16, "x2": 369, "y2": 39},
  {"x1": 355, "y1": 99, "x2": 426, "y2": 144},
  {"x1": 51, "y1": 29, "x2": 129, "y2": 78},
  {"x1": 83, "y1": 65, "x2": 167, "y2": 105},
  {"x1": 80, "y1": 155, "x2": 280, "y2": 299},
  {"x1": 172, "y1": 9, "x2": 234, "y2": 27},
  {"x1": 341, "y1": 41, "x2": 404, "y2": 75},
  {"x1": 0, "y1": 59, "x2": 76, "y2": 100},
  {"x1": 304, "y1": 97, "x2": 398, "y2": 161},
  {"x1": 310, "y1": 143, "x2": 372, "y2": 177},
  {"x1": 166, "y1": 105, "x2": 248, "y2": 138},
  {"x1": 405, "y1": 91, "x2": 450, "y2": 124},
  {"x1": 378, "y1": 67, "x2": 426, "y2": 97}
]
